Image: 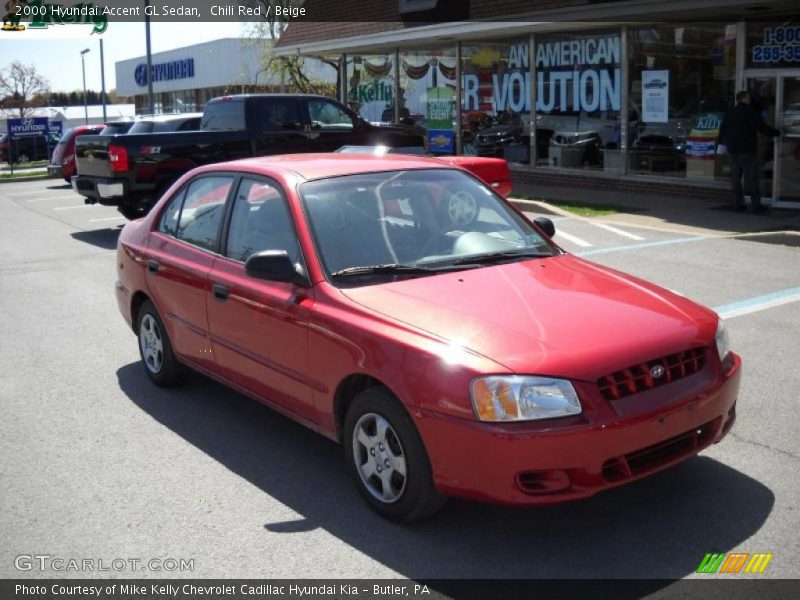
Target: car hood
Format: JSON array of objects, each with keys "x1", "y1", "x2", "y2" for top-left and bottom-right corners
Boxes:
[{"x1": 341, "y1": 255, "x2": 718, "y2": 381}]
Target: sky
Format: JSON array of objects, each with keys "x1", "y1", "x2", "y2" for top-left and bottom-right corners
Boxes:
[{"x1": 1, "y1": 21, "x2": 249, "y2": 93}]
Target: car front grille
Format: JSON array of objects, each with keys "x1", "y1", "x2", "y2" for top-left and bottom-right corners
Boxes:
[{"x1": 597, "y1": 347, "x2": 707, "y2": 401}]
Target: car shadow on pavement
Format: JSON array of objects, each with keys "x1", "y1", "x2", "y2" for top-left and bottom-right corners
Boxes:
[
  {"x1": 46, "y1": 184, "x2": 72, "y2": 190},
  {"x1": 70, "y1": 228, "x2": 121, "y2": 250},
  {"x1": 117, "y1": 363, "x2": 774, "y2": 585}
]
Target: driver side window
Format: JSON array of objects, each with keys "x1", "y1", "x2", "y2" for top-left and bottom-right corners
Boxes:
[{"x1": 307, "y1": 99, "x2": 354, "y2": 130}]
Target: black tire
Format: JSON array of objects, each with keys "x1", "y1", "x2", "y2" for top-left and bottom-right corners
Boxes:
[
  {"x1": 135, "y1": 300, "x2": 183, "y2": 386},
  {"x1": 118, "y1": 204, "x2": 144, "y2": 220},
  {"x1": 344, "y1": 387, "x2": 446, "y2": 522}
]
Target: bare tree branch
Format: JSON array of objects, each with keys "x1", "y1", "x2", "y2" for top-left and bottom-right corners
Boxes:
[{"x1": 0, "y1": 61, "x2": 50, "y2": 118}]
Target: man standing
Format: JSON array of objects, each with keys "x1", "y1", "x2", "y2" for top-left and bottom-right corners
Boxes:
[{"x1": 717, "y1": 90, "x2": 780, "y2": 213}]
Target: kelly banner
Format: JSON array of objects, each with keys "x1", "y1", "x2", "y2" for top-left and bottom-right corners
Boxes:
[{"x1": 3, "y1": 580, "x2": 800, "y2": 600}]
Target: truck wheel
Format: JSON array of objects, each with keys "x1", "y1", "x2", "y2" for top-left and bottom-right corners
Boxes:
[
  {"x1": 136, "y1": 300, "x2": 183, "y2": 387},
  {"x1": 16, "y1": 153, "x2": 30, "y2": 164},
  {"x1": 118, "y1": 204, "x2": 144, "y2": 220},
  {"x1": 344, "y1": 387, "x2": 446, "y2": 522}
]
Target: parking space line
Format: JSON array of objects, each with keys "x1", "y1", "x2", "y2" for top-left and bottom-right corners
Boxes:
[
  {"x1": 715, "y1": 287, "x2": 800, "y2": 319},
  {"x1": 555, "y1": 230, "x2": 593, "y2": 247},
  {"x1": 577, "y1": 236, "x2": 708, "y2": 256},
  {"x1": 25, "y1": 194, "x2": 81, "y2": 202},
  {"x1": 589, "y1": 221, "x2": 646, "y2": 241},
  {"x1": 53, "y1": 205, "x2": 92, "y2": 211},
  {"x1": 89, "y1": 216, "x2": 124, "y2": 222}
]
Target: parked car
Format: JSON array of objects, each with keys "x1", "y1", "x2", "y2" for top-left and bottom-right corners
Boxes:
[
  {"x1": 116, "y1": 153, "x2": 741, "y2": 522},
  {"x1": 48, "y1": 125, "x2": 105, "y2": 182},
  {"x1": 74, "y1": 95, "x2": 424, "y2": 219},
  {"x1": 0, "y1": 131, "x2": 59, "y2": 164}
]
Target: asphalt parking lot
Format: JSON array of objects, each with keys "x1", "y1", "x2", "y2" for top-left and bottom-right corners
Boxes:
[{"x1": 1, "y1": 178, "x2": 799, "y2": 582}]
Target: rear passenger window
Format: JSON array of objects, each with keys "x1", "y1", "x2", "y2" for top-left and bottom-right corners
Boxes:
[
  {"x1": 201, "y1": 101, "x2": 245, "y2": 131},
  {"x1": 176, "y1": 176, "x2": 234, "y2": 251},
  {"x1": 225, "y1": 178, "x2": 299, "y2": 264},
  {"x1": 157, "y1": 188, "x2": 186, "y2": 236},
  {"x1": 255, "y1": 98, "x2": 300, "y2": 133}
]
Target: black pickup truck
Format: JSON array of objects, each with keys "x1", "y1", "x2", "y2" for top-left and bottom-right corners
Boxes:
[{"x1": 73, "y1": 94, "x2": 425, "y2": 218}]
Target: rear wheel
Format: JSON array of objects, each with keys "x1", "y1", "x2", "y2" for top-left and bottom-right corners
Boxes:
[
  {"x1": 136, "y1": 300, "x2": 182, "y2": 386},
  {"x1": 344, "y1": 387, "x2": 446, "y2": 522},
  {"x1": 16, "y1": 153, "x2": 30, "y2": 164}
]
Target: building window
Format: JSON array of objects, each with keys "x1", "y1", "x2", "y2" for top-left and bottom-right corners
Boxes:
[
  {"x1": 401, "y1": 49, "x2": 457, "y2": 155},
  {"x1": 460, "y1": 39, "x2": 531, "y2": 163},
  {"x1": 346, "y1": 55, "x2": 395, "y2": 124},
  {"x1": 535, "y1": 30, "x2": 622, "y2": 172},
  {"x1": 628, "y1": 23, "x2": 736, "y2": 180}
]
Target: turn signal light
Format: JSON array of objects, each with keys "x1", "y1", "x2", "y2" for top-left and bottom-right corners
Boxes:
[
  {"x1": 108, "y1": 145, "x2": 129, "y2": 172},
  {"x1": 472, "y1": 378, "x2": 519, "y2": 421}
]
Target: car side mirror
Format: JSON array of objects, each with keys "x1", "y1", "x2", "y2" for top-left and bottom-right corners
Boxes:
[
  {"x1": 533, "y1": 217, "x2": 556, "y2": 238},
  {"x1": 245, "y1": 250, "x2": 302, "y2": 284}
]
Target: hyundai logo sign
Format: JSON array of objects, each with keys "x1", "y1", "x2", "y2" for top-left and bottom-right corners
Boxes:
[{"x1": 134, "y1": 58, "x2": 195, "y2": 87}]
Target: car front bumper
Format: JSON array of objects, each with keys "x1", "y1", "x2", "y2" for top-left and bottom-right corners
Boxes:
[{"x1": 415, "y1": 354, "x2": 741, "y2": 505}]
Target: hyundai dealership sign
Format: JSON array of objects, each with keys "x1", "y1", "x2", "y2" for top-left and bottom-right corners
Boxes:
[
  {"x1": 134, "y1": 58, "x2": 195, "y2": 87},
  {"x1": 7, "y1": 118, "x2": 49, "y2": 137}
]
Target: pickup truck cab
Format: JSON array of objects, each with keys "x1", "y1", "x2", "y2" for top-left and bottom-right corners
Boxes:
[{"x1": 73, "y1": 94, "x2": 424, "y2": 218}]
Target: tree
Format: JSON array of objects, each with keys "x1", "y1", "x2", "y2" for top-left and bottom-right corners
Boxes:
[
  {"x1": 242, "y1": 1, "x2": 339, "y2": 97},
  {"x1": 0, "y1": 61, "x2": 50, "y2": 117}
]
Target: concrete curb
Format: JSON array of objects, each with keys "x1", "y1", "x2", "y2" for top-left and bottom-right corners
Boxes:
[
  {"x1": 0, "y1": 174, "x2": 53, "y2": 184},
  {"x1": 508, "y1": 197, "x2": 574, "y2": 218}
]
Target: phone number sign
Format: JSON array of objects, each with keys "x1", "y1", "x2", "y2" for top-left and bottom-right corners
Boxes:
[{"x1": 750, "y1": 25, "x2": 800, "y2": 66}]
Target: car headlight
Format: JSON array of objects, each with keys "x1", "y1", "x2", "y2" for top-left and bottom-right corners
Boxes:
[
  {"x1": 715, "y1": 319, "x2": 731, "y2": 363},
  {"x1": 470, "y1": 376, "x2": 582, "y2": 422}
]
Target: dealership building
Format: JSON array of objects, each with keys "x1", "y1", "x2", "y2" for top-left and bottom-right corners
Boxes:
[
  {"x1": 115, "y1": 37, "x2": 337, "y2": 115},
  {"x1": 276, "y1": 0, "x2": 799, "y2": 206}
]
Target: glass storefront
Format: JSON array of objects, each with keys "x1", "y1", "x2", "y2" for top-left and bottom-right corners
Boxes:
[
  {"x1": 534, "y1": 30, "x2": 622, "y2": 172},
  {"x1": 346, "y1": 55, "x2": 395, "y2": 124},
  {"x1": 326, "y1": 19, "x2": 799, "y2": 197},
  {"x1": 400, "y1": 49, "x2": 457, "y2": 155},
  {"x1": 627, "y1": 23, "x2": 737, "y2": 181},
  {"x1": 461, "y1": 39, "x2": 531, "y2": 163}
]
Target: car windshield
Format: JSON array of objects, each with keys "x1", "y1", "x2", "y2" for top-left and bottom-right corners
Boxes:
[{"x1": 300, "y1": 169, "x2": 557, "y2": 285}]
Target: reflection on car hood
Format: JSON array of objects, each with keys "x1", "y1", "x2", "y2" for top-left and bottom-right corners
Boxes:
[{"x1": 341, "y1": 255, "x2": 716, "y2": 381}]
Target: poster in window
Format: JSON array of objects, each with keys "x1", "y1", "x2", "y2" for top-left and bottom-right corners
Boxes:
[{"x1": 642, "y1": 70, "x2": 669, "y2": 123}]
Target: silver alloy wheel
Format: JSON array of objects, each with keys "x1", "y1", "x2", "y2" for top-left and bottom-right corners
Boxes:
[
  {"x1": 447, "y1": 190, "x2": 478, "y2": 225},
  {"x1": 139, "y1": 314, "x2": 164, "y2": 374},
  {"x1": 352, "y1": 412, "x2": 407, "y2": 504}
]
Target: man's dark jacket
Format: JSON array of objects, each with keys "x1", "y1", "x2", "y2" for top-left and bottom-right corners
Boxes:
[{"x1": 718, "y1": 103, "x2": 780, "y2": 154}]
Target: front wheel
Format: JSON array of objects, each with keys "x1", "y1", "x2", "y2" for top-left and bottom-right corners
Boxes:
[
  {"x1": 136, "y1": 300, "x2": 183, "y2": 386},
  {"x1": 344, "y1": 388, "x2": 446, "y2": 522}
]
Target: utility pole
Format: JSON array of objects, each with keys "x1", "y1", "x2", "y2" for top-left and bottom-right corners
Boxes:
[
  {"x1": 80, "y1": 48, "x2": 90, "y2": 125},
  {"x1": 100, "y1": 38, "x2": 107, "y2": 122},
  {"x1": 145, "y1": 0, "x2": 155, "y2": 114}
]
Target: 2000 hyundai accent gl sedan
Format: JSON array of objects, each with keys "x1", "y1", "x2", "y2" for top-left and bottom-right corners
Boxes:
[{"x1": 115, "y1": 153, "x2": 740, "y2": 522}]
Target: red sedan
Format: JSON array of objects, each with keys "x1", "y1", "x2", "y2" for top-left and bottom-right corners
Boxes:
[{"x1": 115, "y1": 154, "x2": 740, "y2": 521}]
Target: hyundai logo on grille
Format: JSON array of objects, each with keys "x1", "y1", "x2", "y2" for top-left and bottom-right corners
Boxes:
[{"x1": 650, "y1": 365, "x2": 665, "y2": 379}]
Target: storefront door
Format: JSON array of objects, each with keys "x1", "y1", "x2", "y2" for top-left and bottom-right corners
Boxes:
[{"x1": 744, "y1": 72, "x2": 800, "y2": 206}]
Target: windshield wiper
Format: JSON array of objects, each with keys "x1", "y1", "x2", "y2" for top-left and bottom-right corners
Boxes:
[
  {"x1": 451, "y1": 250, "x2": 552, "y2": 266},
  {"x1": 331, "y1": 263, "x2": 459, "y2": 278}
]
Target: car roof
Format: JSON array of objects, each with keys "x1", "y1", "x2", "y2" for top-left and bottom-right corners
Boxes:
[
  {"x1": 223, "y1": 153, "x2": 453, "y2": 181},
  {"x1": 134, "y1": 112, "x2": 203, "y2": 122}
]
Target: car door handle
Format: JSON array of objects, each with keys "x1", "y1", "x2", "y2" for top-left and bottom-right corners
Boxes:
[
  {"x1": 147, "y1": 260, "x2": 160, "y2": 273},
  {"x1": 212, "y1": 283, "x2": 229, "y2": 301}
]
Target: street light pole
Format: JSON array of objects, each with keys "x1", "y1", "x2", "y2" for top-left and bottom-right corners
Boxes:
[
  {"x1": 144, "y1": 0, "x2": 155, "y2": 114},
  {"x1": 99, "y1": 38, "x2": 107, "y2": 122},
  {"x1": 80, "y1": 48, "x2": 90, "y2": 125}
]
